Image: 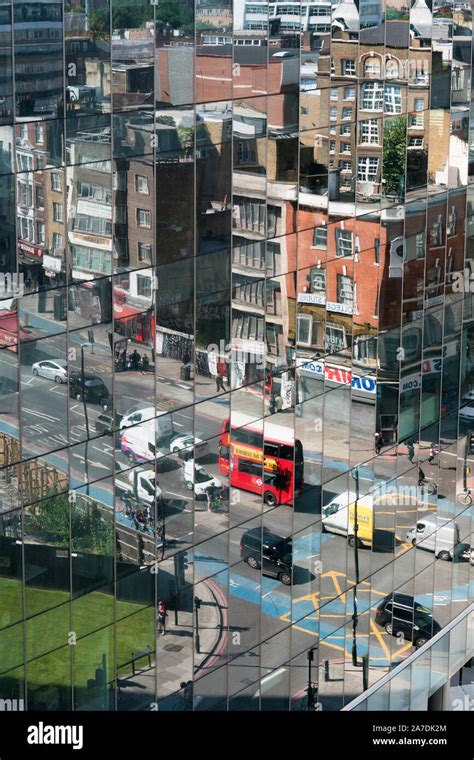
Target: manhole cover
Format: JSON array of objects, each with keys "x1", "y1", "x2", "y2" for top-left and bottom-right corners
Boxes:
[{"x1": 163, "y1": 644, "x2": 183, "y2": 652}]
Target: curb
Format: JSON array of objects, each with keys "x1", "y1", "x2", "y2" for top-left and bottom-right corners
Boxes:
[{"x1": 194, "y1": 575, "x2": 228, "y2": 676}]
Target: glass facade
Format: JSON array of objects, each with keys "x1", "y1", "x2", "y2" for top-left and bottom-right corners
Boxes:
[{"x1": 0, "y1": 0, "x2": 473, "y2": 712}]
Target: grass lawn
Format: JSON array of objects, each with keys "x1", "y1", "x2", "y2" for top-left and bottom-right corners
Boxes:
[{"x1": 0, "y1": 578, "x2": 155, "y2": 700}]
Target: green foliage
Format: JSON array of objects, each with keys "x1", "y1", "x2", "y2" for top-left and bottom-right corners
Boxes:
[
  {"x1": 383, "y1": 116, "x2": 407, "y2": 197},
  {"x1": 26, "y1": 493, "x2": 113, "y2": 555},
  {"x1": 156, "y1": 115, "x2": 177, "y2": 127},
  {"x1": 88, "y1": 10, "x2": 108, "y2": 40},
  {"x1": 156, "y1": 0, "x2": 194, "y2": 33}
]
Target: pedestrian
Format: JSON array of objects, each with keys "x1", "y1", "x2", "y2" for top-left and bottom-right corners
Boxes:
[
  {"x1": 157, "y1": 600, "x2": 168, "y2": 636},
  {"x1": 131, "y1": 509, "x2": 140, "y2": 531},
  {"x1": 141, "y1": 354, "x2": 149, "y2": 375},
  {"x1": 206, "y1": 485, "x2": 214, "y2": 512},
  {"x1": 182, "y1": 680, "x2": 193, "y2": 709},
  {"x1": 428, "y1": 443, "x2": 436, "y2": 464},
  {"x1": 407, "y1": 440, "x2": 415, "y2": 463},
  {"x1": 130, "y1": 348, "x2": 140, "y2": 371},
  {"x1": 374, "y1": 432, "x2": 382, "y2": 455},
  {"x1": 145, "y1": 504, "x2": 152, "y2": 528},
  {"x1": 123, "y1": 493, "x2": 132, "y2": 517},
  {"x1": 216, "y1": 372, "x2": 225, "y2": 392},
  {"x1": 418, "y1": 466, "x2": 426, "y2": 488}
]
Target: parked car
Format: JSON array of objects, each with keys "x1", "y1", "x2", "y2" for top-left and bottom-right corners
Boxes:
[
  {"x1": 183, "y1": 460, "x2": 221, "y2": 497},
  {"x1": 460, "y1": 400, "x2": 474, "y2": 426},
  {"x1": 32, "y1": 359, "x2": 67, "y2": 383},
  {"x1": 375, "y1": 593, "x2": 441, "y2": 648},
  {"x1": 69, "y1": 372, "x2": 111, "y2": 410},
  {"x1": 240, "y1": 527, "x2": 292, "y2": 586},
  {"x1": 406, "y1": 515, "x2": 459, "y2": 561},
  {"x1": 169, "y1": 434, "x2": 208, "y2": 460}
]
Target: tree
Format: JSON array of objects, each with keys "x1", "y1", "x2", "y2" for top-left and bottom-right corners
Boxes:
[
  {"x1": 89, "y1": 10, "x2": 108, "y2": 40},
  {"x1": 156, "y1": 0, "x2": 194, "y2": 33},
  {"x1": 382, "y1": 116, "x2": 407, "y2": 198},
  {"x1": 25, "y1": 492, "x2": 113, "y2": 555}
]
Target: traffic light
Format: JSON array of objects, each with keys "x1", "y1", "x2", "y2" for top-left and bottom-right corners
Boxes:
[{"x1": 174, "y1": 551, "x2": 189, "y2": 588}]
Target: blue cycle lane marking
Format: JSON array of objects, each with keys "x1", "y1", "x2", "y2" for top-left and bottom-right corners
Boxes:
[{"x1": 194, "y1": 548, "x2": 474, "y2": 661}]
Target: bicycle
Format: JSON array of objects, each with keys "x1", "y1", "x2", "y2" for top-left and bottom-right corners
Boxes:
[
  {"x1": 457, "y1": 489, "x2": 473, "y2": 506},
  {"x1": 418, "y1": 477, "x2": 437, "y2": 496}
]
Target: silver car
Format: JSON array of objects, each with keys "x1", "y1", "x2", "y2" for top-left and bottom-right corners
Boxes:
[{"x1": 32, "y1": 359, "x2": 68, "y2": 383}]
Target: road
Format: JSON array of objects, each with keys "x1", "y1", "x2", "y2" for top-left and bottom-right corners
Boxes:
[{"x1": 0, "y1": 319, "x2": 472, "y2": 707}]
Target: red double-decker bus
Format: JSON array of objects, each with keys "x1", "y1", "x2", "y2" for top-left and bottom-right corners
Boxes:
[{"x1": 218, "y1": 412, "x2": 304, "y2": 506}]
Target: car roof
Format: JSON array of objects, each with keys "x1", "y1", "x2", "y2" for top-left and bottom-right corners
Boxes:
[
  {"x1": 243, "y1": 527, "x2": 290, "y2": 544},
  {"x1": 383, "y1": 592, "x2": 416, "y2": 606}
]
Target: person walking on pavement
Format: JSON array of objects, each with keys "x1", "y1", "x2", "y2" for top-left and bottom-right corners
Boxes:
[
  {"x1": 130, "y1": 348, "x2": 140, "y2": 371},
  {"x1": 180, "y1": 680, "x2": 193, "y2": 710},
  {"x1": 157, "y1": 601, "x2": 168, "y2": 636},
  {"x1": 216, "y1": 372, "x2": 225, "y2": 392},
  {"x1": 418, "y1": 466, "x2": 426, "y2": 488},
  {"x1": 407, "y1": 440, "x2": 415, "y2": 463},
  {"x1": 374, "y1": 431, "x2": 382, "y2": 455},
  {"x1": 428, "y1": 443, "x2": 436, "y2": 464},
  {"x1": 123, "y1": 493, "x2": 132, "y2": 517}
]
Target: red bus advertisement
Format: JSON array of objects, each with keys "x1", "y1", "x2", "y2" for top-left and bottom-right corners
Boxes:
[{"x1": 218, "y1": 412, "x2": 303, "y2": 506}]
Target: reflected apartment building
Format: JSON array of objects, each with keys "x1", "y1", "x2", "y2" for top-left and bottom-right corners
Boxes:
[{"x1": 0, "y1": 0, "x2": 473, "y2": 713}]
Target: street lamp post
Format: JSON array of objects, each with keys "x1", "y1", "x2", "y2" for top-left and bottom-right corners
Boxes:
[
  {"x1": 306, "y1": 647, "x2": 317, "y2": 710},
  {"x1": 80, "y1": 343, "x2": 91, "y2": 496},
  {"x1": 351, "y1": 467, "x2": 360, "y2": 667},
  {"x1": 194, "y1": 596, "x2": 201, "y2": 654},
  {"x1": 80, "y1": 344, "x2": 90, "y2": 440}
]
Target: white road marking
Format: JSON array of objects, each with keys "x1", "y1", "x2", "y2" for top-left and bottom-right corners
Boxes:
[{"x1": 23, "y1": 408, "x2": 59, "y2": 421}]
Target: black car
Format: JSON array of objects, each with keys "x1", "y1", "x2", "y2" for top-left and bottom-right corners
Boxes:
[
  {"x1": 375, "y1": 592, "x2": 441, "y2": 648},
  {"x1": 240, "y1": 528, "x2": 292, "y2": 585},
  {"x1": 69, "y1": 372, "x2": 112, "y2": 410}
]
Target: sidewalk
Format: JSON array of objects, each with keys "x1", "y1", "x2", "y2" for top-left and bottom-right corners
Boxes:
[{"x1": 116, "y1": 576, "x2": 228, "y2": 710}]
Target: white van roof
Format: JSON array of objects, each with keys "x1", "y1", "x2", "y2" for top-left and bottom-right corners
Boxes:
[
  {"x1": 418, "y1": 515, "x2": 454, "y2": 528},
  {"x1": 325, "y1": 491, "x2": 373, "y2": 507}
]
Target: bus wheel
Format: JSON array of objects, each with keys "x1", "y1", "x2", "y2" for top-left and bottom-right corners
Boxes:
[{"x1": 263, "y1": 491, "x2": 277, "y2": 507}]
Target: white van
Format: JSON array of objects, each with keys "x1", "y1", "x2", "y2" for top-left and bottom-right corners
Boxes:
[
  {"x1": 120, "y1": 405, "x2": 173, "y2": 443},
  {"x1": 183, "y1": 460, "x2": 222, "y2": 497},
  {"x1": 406, "y1": 515, "x2": 459, "y2": 560},
  {"x1": 322, "y1": 491, "x2": 374, "y2": 546},
  {"x1": 121, "y1": 422, "x2": 156, "y2": 464}
]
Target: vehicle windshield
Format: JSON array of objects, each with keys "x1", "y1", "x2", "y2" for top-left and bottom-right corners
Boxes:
[
  {"x1": 274, "y1": 538, "x2": 292, "y2": 558},
  {"x1": 195, "y1": 467, "x2": 212, "y2": 483}
]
